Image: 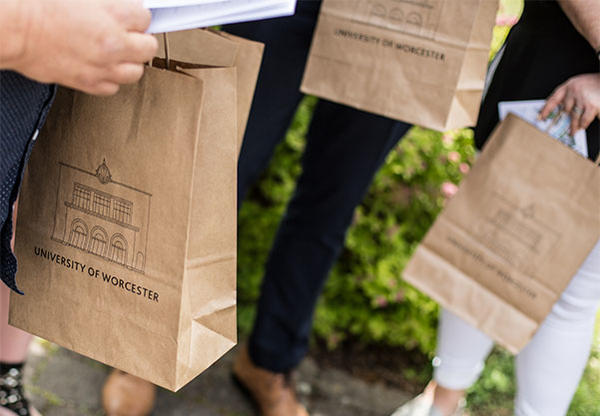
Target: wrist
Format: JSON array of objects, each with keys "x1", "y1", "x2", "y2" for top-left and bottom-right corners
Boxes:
[{"x1": 0, "y1": 0, "x2": 38, "y2": 70}]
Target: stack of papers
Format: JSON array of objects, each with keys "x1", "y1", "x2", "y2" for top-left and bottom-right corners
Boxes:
[
  {"x1": 144, "y1": 0, "x2": 297, "y2": 33},
  {"x1": 499, "y1": 100, "x2": 588, "y2": 158}
]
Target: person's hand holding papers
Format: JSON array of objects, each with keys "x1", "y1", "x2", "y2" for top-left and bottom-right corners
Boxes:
[
  {"x1": 540, "y1": 73, "x2": 600, "y2": 135},
  {"x1": 0, "y1": 0, "x2": 157, "y2": 95}
]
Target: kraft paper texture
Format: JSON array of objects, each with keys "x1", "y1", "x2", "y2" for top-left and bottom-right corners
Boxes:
[
  {"x1": 10, "y1": 31, "x2": 262, "y2": 391},
  {"x1": 404, "y1": 115, "x2": 600, "y2": 352},
  {"x1": 301, "y1": 0, "x2": 499, "y2": 131}
]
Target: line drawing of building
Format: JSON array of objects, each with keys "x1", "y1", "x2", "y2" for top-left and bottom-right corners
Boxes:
[
  {"x1": 51, "y1": 160, "x2": 152, "y2": 274},
  {"x1": 365, "y1": 0, "x2": 442, "y2": 39},
  {"x1": 476, "y1": 192, "x2": 560, "y2": 275}
]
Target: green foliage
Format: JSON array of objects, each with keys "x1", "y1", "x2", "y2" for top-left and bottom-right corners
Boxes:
[
  {"x1": 569, "y1": 312, "x2": 600, "y2": 416},
  {"x1": 313, "y1": 126, "x2": 475, "y2": 353},
  {"x1": 466, "y1": 313, "x2": 600, "y2": 416},
  {"x1": 467, "y1": 349, "x2": 516, "y2": 416}
]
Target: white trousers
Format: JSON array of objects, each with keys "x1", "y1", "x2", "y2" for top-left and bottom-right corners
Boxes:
[{"x1": 433, "y1": 240, "x2": 600, "y2": 416}]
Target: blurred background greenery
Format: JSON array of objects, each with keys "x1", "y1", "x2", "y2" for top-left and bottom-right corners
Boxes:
[{"x1": 237, "y1": 0, "x2": 600, "y2": 414}]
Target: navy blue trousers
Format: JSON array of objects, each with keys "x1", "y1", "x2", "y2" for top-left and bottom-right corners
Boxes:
[{"x1": 227, "y1": 1, "x2": 412, "y2": 373}]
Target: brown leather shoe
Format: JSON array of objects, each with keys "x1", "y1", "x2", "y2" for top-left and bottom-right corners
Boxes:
[
  {"x1": 233, "y1": 346, "x2": 309, "y2": 416},
  {"x1": 102, "y1": 370, "x2": 156, "y2": 416}
]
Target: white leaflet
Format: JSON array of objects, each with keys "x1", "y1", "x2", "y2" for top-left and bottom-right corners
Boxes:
[
  {"x1": 499, "y1": 100, "x2": 588, "y2": 158},
  {"x1": 146, "y1": 0, "x2": 296, "y2": 33},
  {"x1": 144, "y1": 0, "x2": 227, "y2": 9}
]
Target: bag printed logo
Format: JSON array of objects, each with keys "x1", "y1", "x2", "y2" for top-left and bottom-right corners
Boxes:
[
  {"x1": 51, "y1": 159, "x2": 152, "y2": 274},
  {"x1": 477, "y1": 193, "x2": 561, "y2": 275},
  {"x1": 301, "y1": 0, "x2": 500, "y2": 131},
  {"x1": 10, "y1": 31, "x2": 258, "y2": 390},
  {"x1": 362, "y1": 0, "x2": 442, "y2": 39},
  {"x1": 404, "y1": 115, "x2": 600, "y2": 352}
]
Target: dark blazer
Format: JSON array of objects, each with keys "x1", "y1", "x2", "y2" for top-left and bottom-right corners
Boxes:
[
  {"x1": 475, "y1": 0, "x2": 600, "y2": 161},
  {"x1": 0, "y1": 71, "x2": 55, "y2": 292}
]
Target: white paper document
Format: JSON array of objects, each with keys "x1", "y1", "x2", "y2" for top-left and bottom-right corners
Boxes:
[
  {"x1": 499, "y1": 100, "x2": 588, "y2": 158},
  {"x1": 145, "y1": 0, "x2": 297, "y2": 33},
  {"x1": 145, "y1": 0, "x2": 226, "y2": 8}
]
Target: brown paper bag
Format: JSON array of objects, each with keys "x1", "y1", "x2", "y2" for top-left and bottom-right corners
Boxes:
[
  {"x1": 156, "y1": 29, "x2": 264, "y2": 149},
  {"x1": 403, "y1": 114, "x2": 600, "y2": 352},
  {"x1": 9, "y1": 45, "x2": 240, "y2": 390},
  {"x1": 301, "y1": 0, "x2": 499, "y2": 131}
]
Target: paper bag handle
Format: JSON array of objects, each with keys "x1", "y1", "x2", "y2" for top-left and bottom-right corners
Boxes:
[
  {"x1": 148, "y1": 33, "x2": 170, "y2": 68},
  {"x1": 162, "y1": 33, "x2": 170, "y2": 68}
]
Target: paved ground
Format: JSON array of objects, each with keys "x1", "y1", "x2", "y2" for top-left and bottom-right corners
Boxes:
[{"x1": 23, "y1": 339, "x2": 411, "y2": 416}]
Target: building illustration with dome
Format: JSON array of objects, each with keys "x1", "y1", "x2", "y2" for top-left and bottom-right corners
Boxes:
[
  {"x1": 365, "y1": 0, "x2": 441, "y2": 40},
  {"x1": 51, "y1": 160, "x2": 151, "y2": 274}
]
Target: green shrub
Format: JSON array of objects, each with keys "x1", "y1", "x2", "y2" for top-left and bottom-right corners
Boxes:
[{"x1": 313, "y1": 126, "x2": 475, "y2": 353}]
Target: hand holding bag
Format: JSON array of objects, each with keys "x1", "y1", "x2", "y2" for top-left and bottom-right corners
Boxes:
[{"x1": 10, "y1": 31, "x2": 263, "y2": 391}]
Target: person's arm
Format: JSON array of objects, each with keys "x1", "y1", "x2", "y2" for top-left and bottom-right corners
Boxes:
[
  {"x1": 0, "y1": 0, "x2": 158, "y2": 95},
  {"x1": 557, "y1": 0, "x2": 600, "y2": 51}
]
